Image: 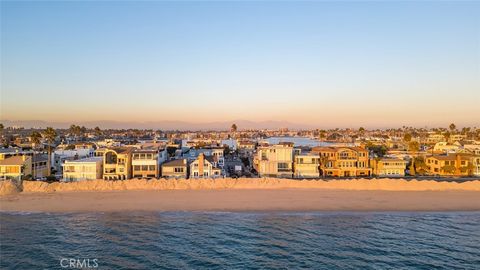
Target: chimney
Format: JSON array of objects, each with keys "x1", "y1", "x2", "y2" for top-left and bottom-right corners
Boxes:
[{"x1": 198, "y1": 153, "x2": 204, "y2": 176}]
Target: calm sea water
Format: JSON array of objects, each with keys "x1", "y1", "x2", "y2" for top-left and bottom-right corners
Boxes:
[{"x1": 1, "y1": 212, "x2": 479, "y2": 269}]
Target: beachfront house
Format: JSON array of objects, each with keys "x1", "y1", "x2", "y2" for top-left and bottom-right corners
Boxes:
[
  {"x1": 132, "y1": 149, "x2": 159, "y2": 178},
  {"x1": 63, "y1": 157, "x2": 103, "y2": 181},
  {"x1": 311, "y1": 147, "x2": 372, "y2": 177},
  {"x1": 425, "y1": 154, "x2": 476, "y2": 176},
  {"x1": 294, "y1": 153, "x2": 320, "y2": 178},
  {"x1": 32, "y1": 154, "x2": 50, "y2": 179},
  {"x1": 0, "y1": 155, "x2": 32, "y2": 181},
  {"x1": 102, "y1": 147, "x2": 133, "y2": 180},
  {"x1": 189, "y1": 153, "x2": 222, "y2": 178},
  {"x1": 254, "y1": 143, "x2": 294, "y2": 178},
  {"x1": 371, "y1": 158, "x2": 407, "y2": 177},
  {"x1": 161, "y1": 159, "x2": 187, "y2": 178}
]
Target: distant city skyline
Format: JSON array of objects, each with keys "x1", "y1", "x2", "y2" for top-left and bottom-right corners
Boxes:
[{"x1": 1, "y1": 1, "x2": 479, "y2": 127}]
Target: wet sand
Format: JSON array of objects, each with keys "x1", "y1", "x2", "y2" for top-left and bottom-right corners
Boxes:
[{"x1": 1, "y1": 189, "x2": 480, "y2": 212}]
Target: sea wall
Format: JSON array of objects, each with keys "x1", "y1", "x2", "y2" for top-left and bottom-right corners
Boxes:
[
  {"x1": 0, "y1": 180, "x2": 22, "y2": 196},
  {"x1": 4, "y1": 178, "x2": 477, "y2": 194}
]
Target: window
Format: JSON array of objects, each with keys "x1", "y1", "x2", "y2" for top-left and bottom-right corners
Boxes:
[
  {"x1": 174, "y1": 167, "x2": 184, "y2": 173},
  {"x1": 148, "y1": 165, "x2": 155, "y2": 171}
]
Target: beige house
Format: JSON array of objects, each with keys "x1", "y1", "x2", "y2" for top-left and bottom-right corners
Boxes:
[
  {"x1": 426, "y1": 154, "x2": 476, "y2": 176},
  {"x1": 372, "y1": 158, "x2": 407, "y2": 177},
  {"x1": 103, "y1": 148, "x2": 133, "y2": 180},
  {"x1": 312, "y1": 147, "x2": 371, "y2": 177},
  {"x1": 161, "y1": 159, "x2": 187, "y2": 178},
  {"x1": 190, "y1": 153, "x2": 222, "y2": 178},
  {"x1": 32, "y1": 154, "x2": 50, "y2": 179},
  {"x1": 63, "y1": 157, "x2": 103, "y2": 181},
  {"x1": 0, "y1": 155, "x2": 32, "y2": 181},
  {"x1": 294, "y1": 153, "x2": 320, "y2": 178},
  {"x1": 254, "y1": 143, "x2": 294, "y2": 178},
  {"x1": 132, "y1": 149, "x2": 159, "y2": 178}
]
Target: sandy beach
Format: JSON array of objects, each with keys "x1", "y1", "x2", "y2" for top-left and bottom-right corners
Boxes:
[{"x1": 1, "y1": 189, "x2": 480, "y2": 212}]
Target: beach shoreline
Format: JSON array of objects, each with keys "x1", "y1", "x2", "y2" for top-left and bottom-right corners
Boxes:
[{"x1": 2, "y1": 189, "x2": 480, "y2": 212}]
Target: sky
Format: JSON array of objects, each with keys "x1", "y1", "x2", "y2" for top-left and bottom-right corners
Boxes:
[{"x1": 1, "y1": 1, "x2": 479, "y2": 128}]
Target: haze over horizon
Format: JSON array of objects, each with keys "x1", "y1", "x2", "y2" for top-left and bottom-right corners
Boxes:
[{"x1": 1, "y1": 1, "x2": 479, "y2": 128}]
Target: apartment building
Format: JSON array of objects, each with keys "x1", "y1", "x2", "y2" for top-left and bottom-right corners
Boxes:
[
  {"x1": 237, "y1": 140, "x2": 256, "y2": 157},
  {"x1": 0, "y1": 155, "x2": 31, "y2": 181},
  {"x1": 427, "y1": 134, "x2": 446, "y2": 144},
  {"x1": 312, "y1": 147, "x2": 371, "y2": 177},
  {"x1": 63, "y1": 157, "x2": 103, "y2": 181},
  {"x1": 103, "y1": 148, "x2": 133, "y2": 180},
  {"x1": 254, "y1": 143, "x2": 294, "y2": 178},
  {"x1": 132, "y1": 149, "x2": 159, "y2": 178},
  {"x1": 294, "y1": 153, "x2": 320, "y2": 178},
  {"x1": 372, "y1": 158, "x2": 407, "y2": 177},
  {"x1": 161, "y1": 159, "x2": 188, "y2": 178},
  {"x1": 425, "y1": 154, "x2": 476, "y2": 176},
  {"x1": 190, "y1": 153, "x2": 222, "y2": 178}
]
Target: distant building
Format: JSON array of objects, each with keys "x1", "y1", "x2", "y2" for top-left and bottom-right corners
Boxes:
[
  {"x1": 449, "y1": 134, "x2": 467, "y2": 143},
  {"x1": 103, "y1": 148, "x2": 133, "y2": 180},
  {"x1": 433, "y1": 142, "x2": 462, "y2": 154},
  {"x1": 237, "y1": 140, "x2": 256, "y2": 157},
  {"x1": 294, "y1": 153, "x2": 320, "y2": 178},
  {"x1": 63, "y1": 157, "x2": 103, "y2": 181},
  {"x1": 427, "y1": 134, "x2": 446, "y2": 144},
  {"x1": 372, "y1": 158, "x2": 407, "y2": 177},
  {"x1": 254, "y1": 143, "x2": 294, "y2": 178},
  {"x1": 161, "y1": 159, "x2": 187, "y2": 178}
]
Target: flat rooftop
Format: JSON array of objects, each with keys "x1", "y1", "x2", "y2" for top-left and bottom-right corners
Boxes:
[{"x1": 64, "y1": 157, "x2": 103, "y2": 163}]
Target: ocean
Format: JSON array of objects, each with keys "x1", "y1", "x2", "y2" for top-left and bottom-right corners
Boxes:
[{"x1": 1, "y1": 212, "x2": 479, "y2": 269}]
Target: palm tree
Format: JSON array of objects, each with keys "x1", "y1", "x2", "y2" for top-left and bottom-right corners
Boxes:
[
  {"x1": 231, "y1": 123, "x2": 237, "y2": 132},
  {"x1": 42, "y1": 127, "x2": 57, "y2": 176},
  {"x1": 94, "y1": 126, "x2": 102, "y2": 136},
  {"x1": 319, "y1": 154, "x2": 330, "y2": 178},
  {"x1": 449, "y1": 123, "x2": 456, "y2": 132},
  {"x1": 30, "y1": 131, "x2": 42, "y2": 179}
]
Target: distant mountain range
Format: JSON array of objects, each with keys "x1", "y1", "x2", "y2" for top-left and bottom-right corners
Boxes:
[{"x1": 1, "y1": 119, "x2": 316, "y2": 131}]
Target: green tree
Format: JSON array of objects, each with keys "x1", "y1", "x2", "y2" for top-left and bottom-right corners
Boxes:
[
  {"x1": 231, "y1": 123, "x2": 238, "y2": 132},
  {"x1": 94, "y1": 126, "x2": 102, "y2": 136},
  {"x1": 0, "y1": 123, "x2": 4, "y2": 133},
  {"x1": 42, "y1": 127, "x2": 57, "y2": 176}
]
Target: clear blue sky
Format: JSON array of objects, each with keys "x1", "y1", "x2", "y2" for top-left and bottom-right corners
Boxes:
[{"x1": 1, "y1": 1, "x2": 479, "y2": 128}]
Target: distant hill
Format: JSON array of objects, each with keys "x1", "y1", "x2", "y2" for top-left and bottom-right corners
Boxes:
[{"x1": 1, "y1": 119, "x2": 316, "y2": 131}]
